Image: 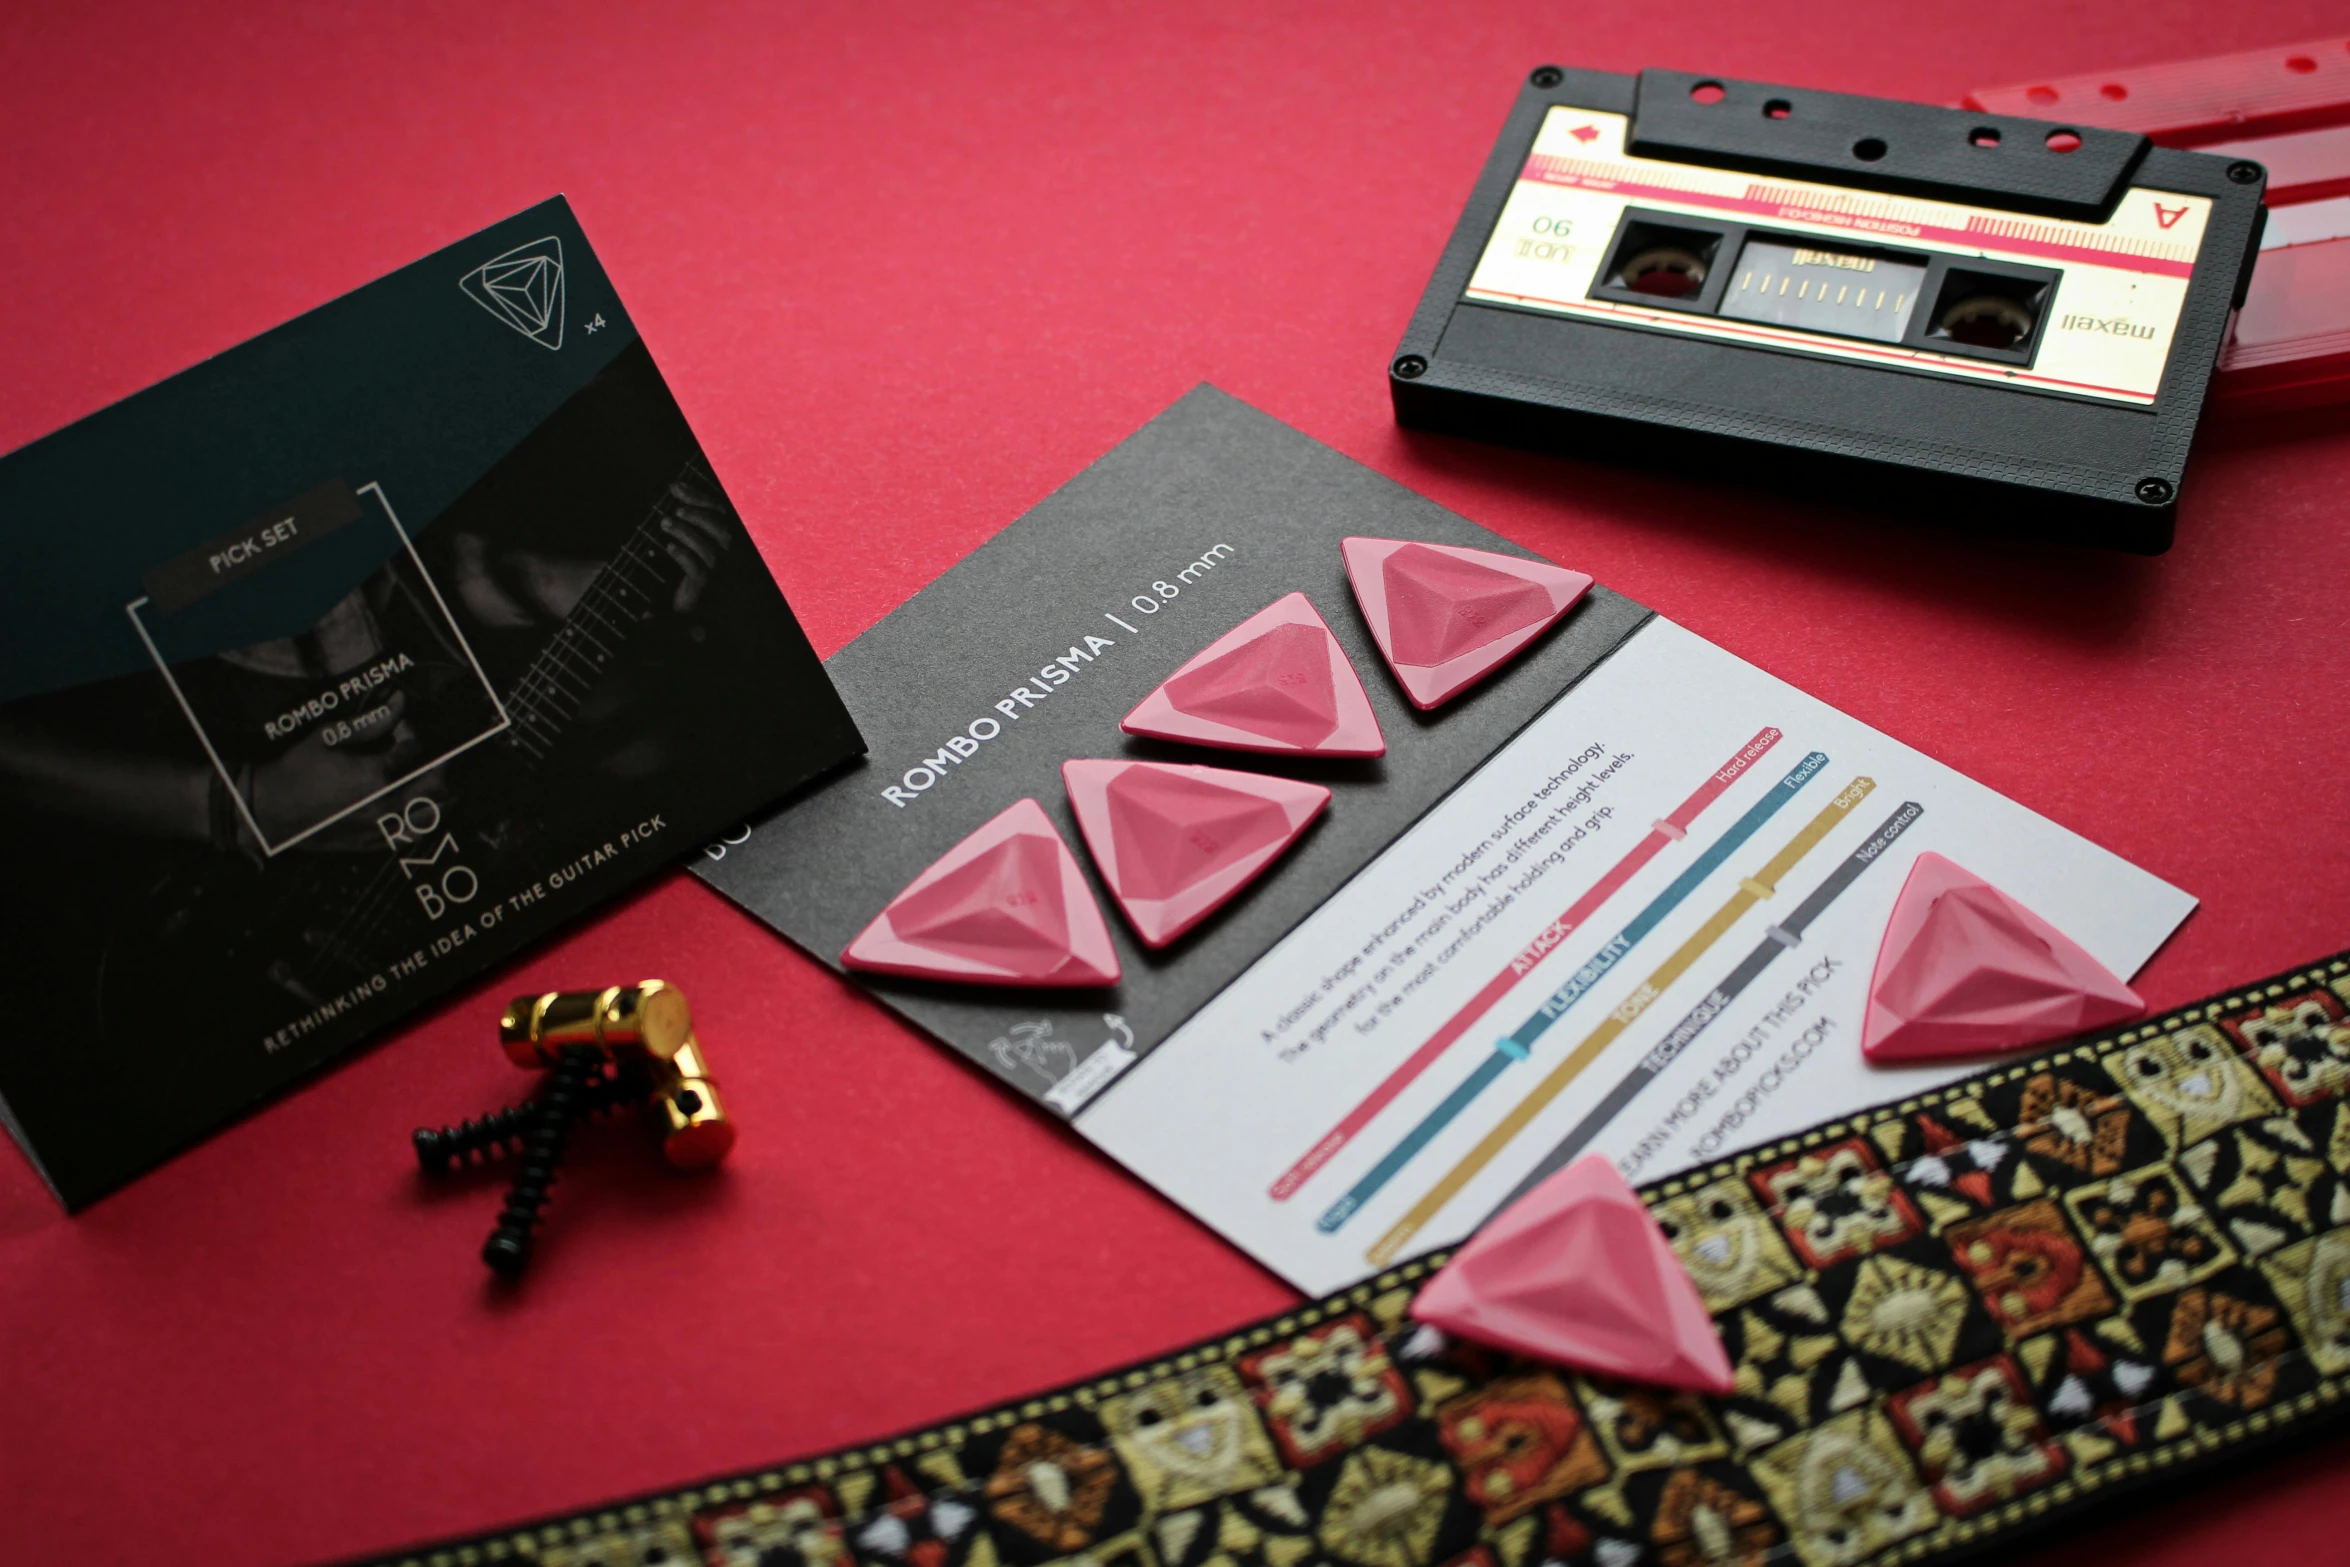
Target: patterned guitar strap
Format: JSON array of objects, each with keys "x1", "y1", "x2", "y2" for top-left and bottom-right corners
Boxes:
[{"x1": 360, "y1": 948, "x2": 2350, "y2": 1567}]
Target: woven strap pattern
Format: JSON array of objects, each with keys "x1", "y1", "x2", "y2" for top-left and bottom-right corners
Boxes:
[{"x1": 365, "y1": 949, "x2": 2350, "y2": 1567}]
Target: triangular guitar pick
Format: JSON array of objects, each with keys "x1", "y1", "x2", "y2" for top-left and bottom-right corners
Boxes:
[
  {"x1": 1411, "y1": 1155, "x2": 1734, "y2": 1393},
  {"x1": 1121, "y1": 592, "x2": 1384, "y2": 756},
  {"x1": 1862, "y1": 852, "x2": 2143, "y2": 1063},
  {"x1": 1062, "y1": 760, "x2": 1328, "y2": 948},
  {"x1": 842, "y1": 798, "x2": 1120, "y2": 987},
  {"x1": 1342, "y1": 538, "x2": 1592, "y2": 710}
]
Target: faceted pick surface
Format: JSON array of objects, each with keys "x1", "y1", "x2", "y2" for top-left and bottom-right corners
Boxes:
[
  {"x1": 1412, "y1": 1155, "x2": 1734, "y2": 1394},
  {"x1": 841, "y1": 798, "x2": 1120, "y2": 987},
  {"x1": 1342, "y1": 538, "x2": 1593, "y2": 710},
  {"x1": 1122, "y1": 592, "x2": 1384, "y2": 756},
  {"x1": 1063, "y1": 760, "x2": 1329, "y2": 948},
  {"x1": 1862, "y1": 852, "x2": 2143, "y2": 1063}
]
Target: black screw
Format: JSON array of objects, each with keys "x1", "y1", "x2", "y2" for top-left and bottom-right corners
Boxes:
[
  {"x1": 415, "y1": 1109, "x2": 525, "y2": 1174},
  {"x1": 1392, "y1": 354, "x2": 1428, "y2": 380},
  {"x1": 1529, "y1": 66, "x2": 1563, "y2": 89},
  {"x1": 413, "y1": 1065, "x2": 652, "y2": 1173},
  {"x1": 2226, "y1": 160, "x2": 2263, "y2": 185},
  {"x1": 481, "y1": 1045, "x2": 598, "y2": 1276},
  {"x1": 2135, "y1": 477, "x2": 2175, "y2": 505}
]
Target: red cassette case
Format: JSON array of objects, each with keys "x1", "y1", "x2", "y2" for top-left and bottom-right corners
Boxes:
[{"x1": 1970, "y1": 38, "x2": 2350, "y2": 415}]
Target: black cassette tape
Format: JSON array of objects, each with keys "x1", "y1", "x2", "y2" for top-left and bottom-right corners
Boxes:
[{"x1": 1390, "y1": 68, "x2": 2270, "y2": 552}]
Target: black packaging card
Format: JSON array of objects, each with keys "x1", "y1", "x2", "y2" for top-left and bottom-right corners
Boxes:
[
  {"x1": 694, "y1": 387, "x2": 1649, "y2": 1112},
  {"x1": 0, "y1": 199, "x2": 863, "y2": 1209}
]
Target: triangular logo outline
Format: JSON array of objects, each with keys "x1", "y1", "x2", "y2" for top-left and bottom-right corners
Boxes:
[
  {"x1": 485, "y1": 266, "x2": 552, "y2": 331},
  {"x1": 460, "y1": 236, "x2": 566, "y2": 349}
]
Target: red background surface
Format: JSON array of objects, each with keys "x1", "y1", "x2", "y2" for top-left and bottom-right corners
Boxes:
[{"x1": 5, "y1": 3, "x2": 2349, "y2": 1562}]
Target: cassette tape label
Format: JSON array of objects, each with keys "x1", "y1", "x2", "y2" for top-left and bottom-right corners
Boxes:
[
  {"x1": 1464, "y1": 109, "x2": 2211, "y2": 404},
  {"x1": 1718, "y1": 239, "x2": 1925, "y2": 341}
]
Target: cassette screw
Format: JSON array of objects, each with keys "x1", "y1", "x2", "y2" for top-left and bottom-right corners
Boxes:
[
  {"x1": 2226, "y1": 160, "x2": 2264, "y2": 185},
  {"x1": 481, "y1": 1045, "x2": 598, "y2": 1276},
  {"x1": 1529, "y1": 65, "x2": 1563, "y2": 89},
  {"x1": 2134, "y1": 477, "x2": 2175, "y2": 505},
  {"x1": 1392, "y1": 355, "x2": 1428, "y2": 380}
]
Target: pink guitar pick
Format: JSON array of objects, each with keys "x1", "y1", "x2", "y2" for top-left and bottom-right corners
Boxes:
[
  {"x1": 842, "y1": 798, "x2": 1120, "y2": 987},
  {"x1": 1342, "y1": 538, "x2": 1592, "y2": 710},
  {"x1": 1412, "y1": 1154, "x2": 1734, "y2": 1394},
  {"x1": 1062, "y1": 760, "x2": 1328, "y2": 948},
  {"x1": 1862, "y1": 852, "x2": 2143, "y2": 1063},
  {"x1": 1121, "y1": 593, "x2": 1384, "y2": 757}
]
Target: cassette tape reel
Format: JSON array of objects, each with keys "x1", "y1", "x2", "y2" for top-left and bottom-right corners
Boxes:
[{"x1": 1391, "y1": 68, "x2": 2269, "y2": 552}]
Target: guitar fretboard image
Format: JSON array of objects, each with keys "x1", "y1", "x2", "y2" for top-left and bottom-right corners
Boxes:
[{"x1": 501, "y1": 458, "x2": 708, "y2": 764}]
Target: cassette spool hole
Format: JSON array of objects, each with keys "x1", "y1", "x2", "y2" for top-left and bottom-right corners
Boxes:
[
  {"x1": 1605, "y1": 220, "x2": 1724, "y2": 301},
  {"x1": 1923, "y1": 266, "x2": 2055, "y2": 359},
  {"x1": 1621, "y1": 248, "x2": 1707, "y2": 297},
  {"x1": 1939, "y1": 297, "x2": 2033, "y2": 349}
]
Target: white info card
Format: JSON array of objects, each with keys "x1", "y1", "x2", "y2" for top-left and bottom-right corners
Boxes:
[{"x1": 1079, "y1": 616, "x2": 2193, "y2": 1295}]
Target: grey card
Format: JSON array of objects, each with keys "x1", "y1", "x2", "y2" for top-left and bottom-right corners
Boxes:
[{"x1": 693, "y1": 386, "x2": 1650, "y2": 1113}]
